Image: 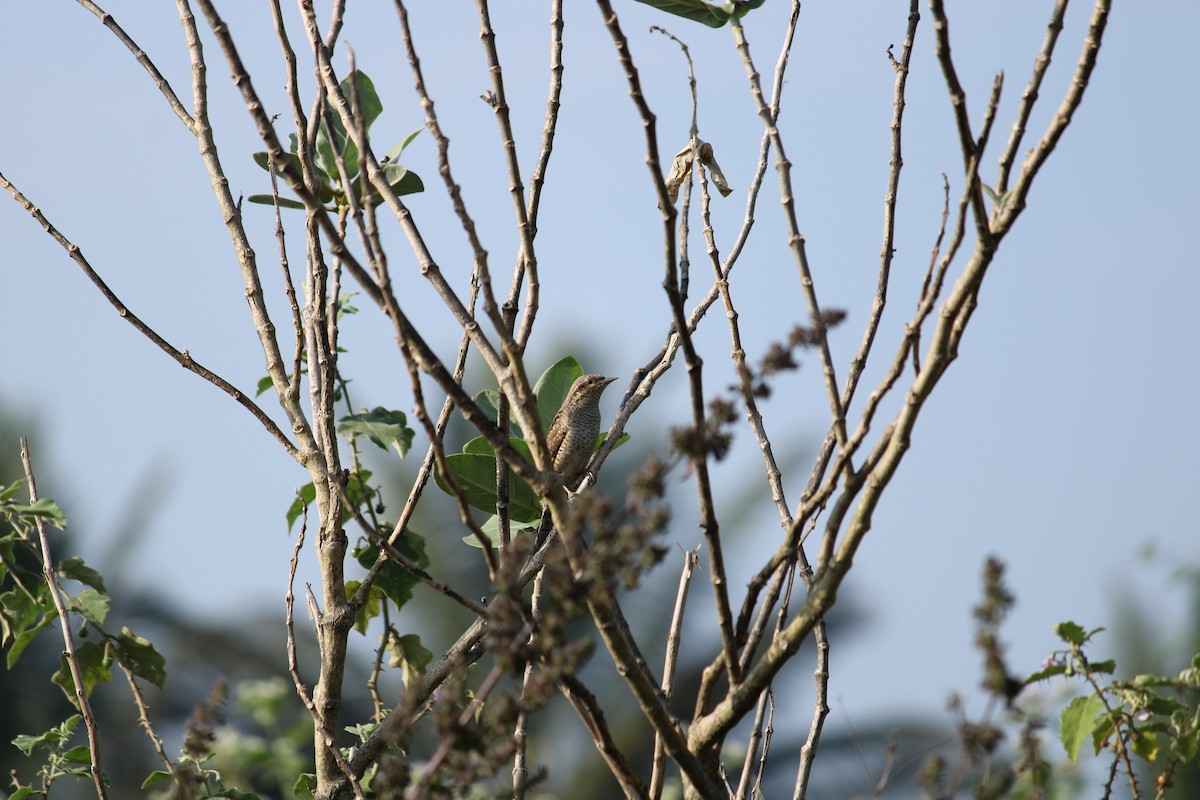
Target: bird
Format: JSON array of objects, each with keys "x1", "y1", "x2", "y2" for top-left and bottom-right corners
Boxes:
[
  {"x1": 535, "y1": 373, "x2": 615, "y2": 548},
  {"x1": 545, "y1": 373, "x2": 617, "y2": 490}
]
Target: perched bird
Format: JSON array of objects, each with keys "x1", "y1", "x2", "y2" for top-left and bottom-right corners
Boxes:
[
  {"x1": 535, "y1": 373, "x2": 615, "y2": 548},
  {"x1": 545, "y1": 373, "x2": 616, "y2": 490}
]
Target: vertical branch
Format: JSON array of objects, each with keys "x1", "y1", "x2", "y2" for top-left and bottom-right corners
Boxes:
[
  {"x1": 510, "y1": 0, "x2": 565, "y2": 348},
  {"x1": 174, "y1": 0, "x2": 319, "y2": 461},
  {"x1": 649, "y1": 547, "x2": 700, "y2": 800},
  {"x1": 730, "y1": 20, "x2": 848, "y2": 456},
  {"x1": 594, "y1": 0, "x2": 742, "y2": 691},
  {"x1": 475, "y1": 0, "x2": 540, "y2": 339},
  {"x1": 20, "y1": 439, "x2": 109, "y2": 800},
  {"x1": 995, "y1": 0, "x2": 1069, "y2": 194}
]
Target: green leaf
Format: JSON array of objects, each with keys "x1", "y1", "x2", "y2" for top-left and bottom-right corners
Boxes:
[
  {"x1": 337, "y1": 408, "x2": 415, "y2": 457},
  {"x1": 465, "y1": 514, "x2": 540, "y2": 549},
  {"x1": 1053, "y1": 620, "x2": 1088, "y2": 646},
  {"x1": 1060, "y1": 695, "x2": 1107, "y2": 761},
  {"x1": 534, "y1": 357, "x2": 583, "y2": 430},
  {"x1": 114, "y1": 627, "x2": 167, "y2": 688},
  {"x1": 58, "y1": 557, "x2": 106, "y2": 593},
  {"x1": 69, "y1": 588, "x2": 109, "y2": 625},
  {"x1": 52, "y1": 641, "x2": 112, "y2": 707},
  {"x1": 354, "y1": 531, "x2": 428, "y2": 613},
  {"x1": 10, "y1": 497, "x2": 67, "y2": 529},
  {"x1": 388, "y1": 632, "x2": 432, "y2": 687},
  {"x1": 347, "y1": 580, "x2": 384, "y2": 635},
  {"x1": 294, "y1": 773, "x2": 317, "y2": 797},
  {"x1": 255, "y1": 375, "x2": 276, "y2": 397},
  {"x1": 246, "y1": 194, "x2": 309, "y2": 210},
  {"x1": 355, "y1": 163, "x2": 425, "y2": 206},
  {"x1": 633, "y1": 0, "x2": 763, "y2": 27},
  {"x1": 1024, "y1": 662, "x2": 1068, "y2": 685},
  {"x1": 63, "y1": 744, "x2": 93, "y2": 764},
  {"x1": 315, "y1": 72, "x2": 383, "y2": 183},
  {"x1": 0, "y1": 480, "x2": 26, "y2": 503},
  {"x1": 1131, "y1": 729, "x2": 1160, "y2": 761},
  {"x1": 251, "y1": 150, "x2": 335, "y2": 202},
  {"x1": 7, "y1": 611, "x2": 55, "y2": 669},
  {"x1": 286, "y1": 483, "x2": 318, "y2": 533},
  {"x1": 475, "y1": 390, "x2": 522, "y2": 437},
  {"x1": 12, "y1": 715, "x2": 82, "y2": 755},
  {"x1": 435, "y1": 453, "x2": 541, "y2": 522},
  {"x1": 142, "y1": 771, "x2": 173, "y2": 788},
  {"x1": 383, "y1": 128, "x2": 423, "y2": 163}
]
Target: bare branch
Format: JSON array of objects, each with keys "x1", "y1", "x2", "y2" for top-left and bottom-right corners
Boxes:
[
  {"x1": 1, "y1": 173, "x2": 300, "y2": 459},
  {"x1": 20, "y1": 439, "x2": 108, "y2": 800}
]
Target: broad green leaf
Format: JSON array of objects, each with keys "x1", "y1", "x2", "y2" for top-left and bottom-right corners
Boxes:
[
  {"x1": 210, "y1": 789, "x2": 265, "y2": 799},
  {"x1": 53, "y1": 641, "x2": 112, "y2": 707},
  {"x1": 347, "y1": 580, "x2": 384, "y2": 635},
  {"x1": 1060, "y1": 695, "x2": 1107, "y2": 761},
  {"x1": 58, "y1": 557, "x2": 106, "y2": 593},
  {"x1": 388, "y1": 632, "x2": 432, "y2": 687},
  {"x1": 315, "y1": 72, "x2": 383, "y2": 183},
  {"x1": 0, "y1": 480, "x2": 25, "y2": 503},
  {"x1": 475, "y1": 390, "x2": 522, "y2": 438},
  {"x1": 294, "y1": 773, "x2": 317, "y2": 796},
  {"x1": 344, "y1": 469, "x2": 377, "y2": 512},
  {"x1": 286, "y1": 483, "x2": 318, "y2": 533},
  {"x1": 465, "y1": 514, "x2": 540, "y2": 549},
  {"x1": 435, "y1": 454, "x2": 541, "y2": 522},
  {"x1": 7, "y1": 611, "x2": 54, "y2": 669},
  {"x1": 355, "y1": 162, "x2": 425, "y2": 206},
  {"x1": 63, "y1": 744, "x2": 92, "y2": 764},
  {"x1": 1131, "y1": 729, "x2": 1160, "y2": 761},
  {"x1": 337, "y1": 407, "x2": 415, "y2": 457},
  {"x1": 251, "y1": 150, "x2": 335, "y2": 203},
  {"x1": 1053, "y1": 620, "x2": 1088, "y2": 646},
  {"x1": 533, "y1": 356, "x2": 584, "y2": 430},
  {"x1": 69, "y1": 588, "x2": 109, "y2": 625},
  {"x1": 11, "y1": 497, "x2": 67, "y2": 529},
  {"x1": 142, "y1": 771, "x2": 173, "y2": 788},
  {"x1": 462, "y1": 436, "x2": 532, "y2": 459},
  {"x1": 114, "y1": 627, "x2": 167, "y2": 688},
  {"x1": 633, "y1": 0, "x2": 764, "y2": 27},
  {"x1": 354, "y1": 531, "x2": 428, "y2": 613},
  {"x1": 255, "y1": 375, "x2": 276, "y2": 397}
]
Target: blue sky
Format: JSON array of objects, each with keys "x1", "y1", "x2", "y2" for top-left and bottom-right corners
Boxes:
[{"x1": 2, "y1": 0, "x2": 1198, "y2": 750}]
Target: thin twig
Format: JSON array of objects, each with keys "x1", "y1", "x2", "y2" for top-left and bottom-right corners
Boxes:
[
  {"x1": 649, "y1": 546, "x2": 700, "y2": 800},
  {"x1": 560, "y1": 674, "x2": 652, "y2": 799},
  {"x1": 1, "y1": 173, "x2": 299, "y2": 460},
  {"x1": 75, "y1": 0, "x2": 196, "y2": 134},
  {"x1": 995, "y1": 0, "x2": 1069, "y2": 194},
  {"x1": 20, "y1": 439, "x2": 109, "y2": 800}
]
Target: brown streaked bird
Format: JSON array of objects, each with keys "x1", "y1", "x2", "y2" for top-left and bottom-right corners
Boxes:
[
  {"x1": 535, "y1": 373, "x2": 615, "y2": 549},
  {"x1": 545, "y1": 373, "x2": 617, "y2": 490}
]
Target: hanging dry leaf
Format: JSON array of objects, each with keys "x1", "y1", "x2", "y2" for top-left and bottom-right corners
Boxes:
[
  {"x1": 663, "y1": 138, "x2": 733, "y2": 205},
  {"x1": 698, "y1": 140, "x2": 733, "y2": 197},
  {"x1": 665, "y1": 143, "x2": 694, "y2": 204}
]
